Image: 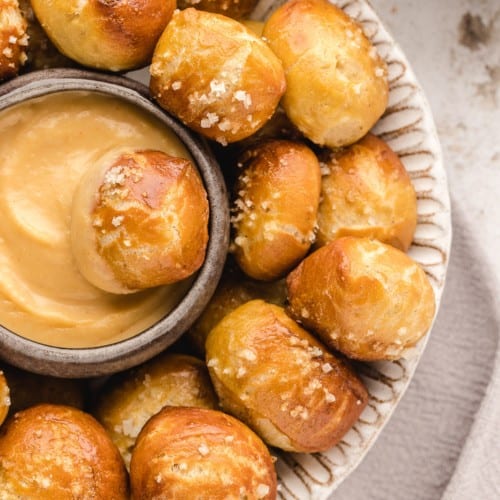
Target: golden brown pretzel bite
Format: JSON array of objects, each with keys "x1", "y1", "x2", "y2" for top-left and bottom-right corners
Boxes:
[
  {"x1": 150, "y1": 8, "x2": 286, "y2": 144},
  {"x1": 263, "y1": 0, "x2": 388, "y2": 147},
  {"x1": 30, "y1": 0, "x2": 174, "y2": 71},
  {"x1": 316, "y1": 133, "x2": 417, "y2": 251},
  {"x1": 206, "y1": 299, "x2": 368, "y2": 452},
  {"x1": 230, "y1": 139, "x2": 321, "y2": 280},
  {"x1": 287, "y1": 237, "x2": 436, "y2": 361},
  {"x1": 130, "y1": 406, "x2": 277, "y2": 499},
  {"x1": 94, "y1": 352, "x2": 218, "y2": 469},
  {"x1": 0, "y1": 404, "x2": 128, "y2": 498}
]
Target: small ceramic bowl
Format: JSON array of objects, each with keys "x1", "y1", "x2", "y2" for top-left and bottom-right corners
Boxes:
[{"x1": 0, "y1": 68, "x2": 230, "y2": 378}]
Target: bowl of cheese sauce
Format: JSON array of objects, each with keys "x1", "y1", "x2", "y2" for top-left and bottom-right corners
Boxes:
[{"x1": 0, "y1": 69, "x2": 229, "y2": 377}]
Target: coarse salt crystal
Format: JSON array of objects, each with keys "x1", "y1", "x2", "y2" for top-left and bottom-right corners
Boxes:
[
  {"x1": 256, "y1": 484, "x2": 270, "y2": 497},
  {"x1": 240, "y1": 348, "x2": 257, "y2": 361},
  {"x1": 198, "y1": 443, "x2": 210, "y2": 456},
  {"x1": 325, "y1": 391, "x2": 336, "y2": 403},
  {"x1": 320, "y1": 163, "x2": 331, "y2": 176},
  {"x1": 322, "y1": 363, "x2": 333, "y2": 374},
  {"x1": 104, "y1": 166, "x2": 125, "y2": 185},
  {"x1": 111, "y1": 215, "x2": 124, "y2": 227},
  {"x1": 310, "y1": 346, "x2": 323, "y2": 357},
  {"x1": 234, "y1": 90, "x2": 252, "y2": 109},
  {"x1": 200, "y1": 112, "x2": 219, "y2": 128},
  {"x1": 218, "y1": 119, "x2": 232, "y2": 131},
  {"x1": 210, "y1": 79, "x2": 226, "y2": 95}
]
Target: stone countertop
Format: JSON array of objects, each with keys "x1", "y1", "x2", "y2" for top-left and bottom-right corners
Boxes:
[{"x1": 333, "y1": 1, "x2": 500, "y2": 499}]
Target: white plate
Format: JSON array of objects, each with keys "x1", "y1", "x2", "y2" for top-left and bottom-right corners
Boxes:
[{"x1": 249, "y1": 0, "x2": 452, "y2": 498}]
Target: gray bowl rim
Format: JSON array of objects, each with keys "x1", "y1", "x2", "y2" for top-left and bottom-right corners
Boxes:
[{"x1": 0, "y1": 68, "x2": 230, "y2": 378}]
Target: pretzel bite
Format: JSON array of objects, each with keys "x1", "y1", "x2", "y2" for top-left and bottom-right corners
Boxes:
[
  {"x1": 0, "y1": 404, "x2": 128, "y2": 498},
  {"x1": 206, "y1": 300, "x2": 368, "y2": 452},
  {"x1": 316, "y1": 134, "x2": 417, "y2": 251},
  {"x1": 71, "y1": 149, "x2": 209, "y2": 294},
  {"x1": 30, "y1": 0, "x2": 174, "y2": 71},
  {"x1": 0, "y1": 363, "x2": 86, "y2": 415},
  {"x1": 150, "y1": 8, "x2": 286, "y2": 144},
  {"x1": 187, "y1": 258, "x2": 286, "y2": 354},
  {"x1": 0, "y1": 0, "x2": 28, "y2": 81},
  {"x1": 130, "y1": 406, "x2": 277, "y2": 499},
  {"x1": 287, "y1": 237, "x2": 436, "y2": 361},
  {"x1": 0, "y1": 372, "x2": 9, "y2": 427},
  {"x1": 230, "y1": 140, "x2": 321, "y2": 280},
  {"x1": 94, "y1": 353, "x2": 218, "y2": 469},
  {"x1": 263, "y1": 0, "x2": 388, "y2": 147},
  {"x1": 178, "y1": 0, "x2": 259, "y2": 20}
]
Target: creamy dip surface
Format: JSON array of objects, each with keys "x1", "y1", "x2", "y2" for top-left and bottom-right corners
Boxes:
[{"x1": 0, "y1": 91, "x2": 193, "y2": 348}]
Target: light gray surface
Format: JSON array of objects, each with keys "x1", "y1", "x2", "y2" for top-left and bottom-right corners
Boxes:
[{"x1": 333, "y1": 1, "x2": 500, "y2": 498}]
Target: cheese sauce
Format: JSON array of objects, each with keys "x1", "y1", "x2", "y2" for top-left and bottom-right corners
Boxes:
[{"x1": 0, "y1": 91, "x2": 192, "y2": 348}]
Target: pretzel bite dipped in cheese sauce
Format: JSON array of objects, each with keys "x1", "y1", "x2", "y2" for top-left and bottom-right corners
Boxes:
[
  {"x1": 316, "y1": 133, "x2": 417, "y2": 251},
  {"x1": 130, "y1": 406, "x2": 277, "y2": 499},
  {"x1": 150, "y1": 8, "x2": 286, "y2": 144},
  {"x1": 0, "y1": 0, "x2": 28, "y2": 80},
  {"x1": 30, "y1": 0, "x2": 174, "y2": 71},
  {"x1": 263, "y1": 0, "x2": 388, "y2": 148},
  {"x1": 206, "y1": 300, "x2": 368, "y2": 453},
  {"x1": 286, "y1": 237, "x2": 436, "y2": 361},
  {"x1": 230, "y1": 140, "x2": 322, "y2": 280},
  {"x1": 0, "y1": 404, "x2": 128, "y2": 498},
  {"x1": 94, "y1": 353, "x2": 218, "y2": 469},
  {"x1": 71, "y1": 149, "x2": 209, "y2": 294}
]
